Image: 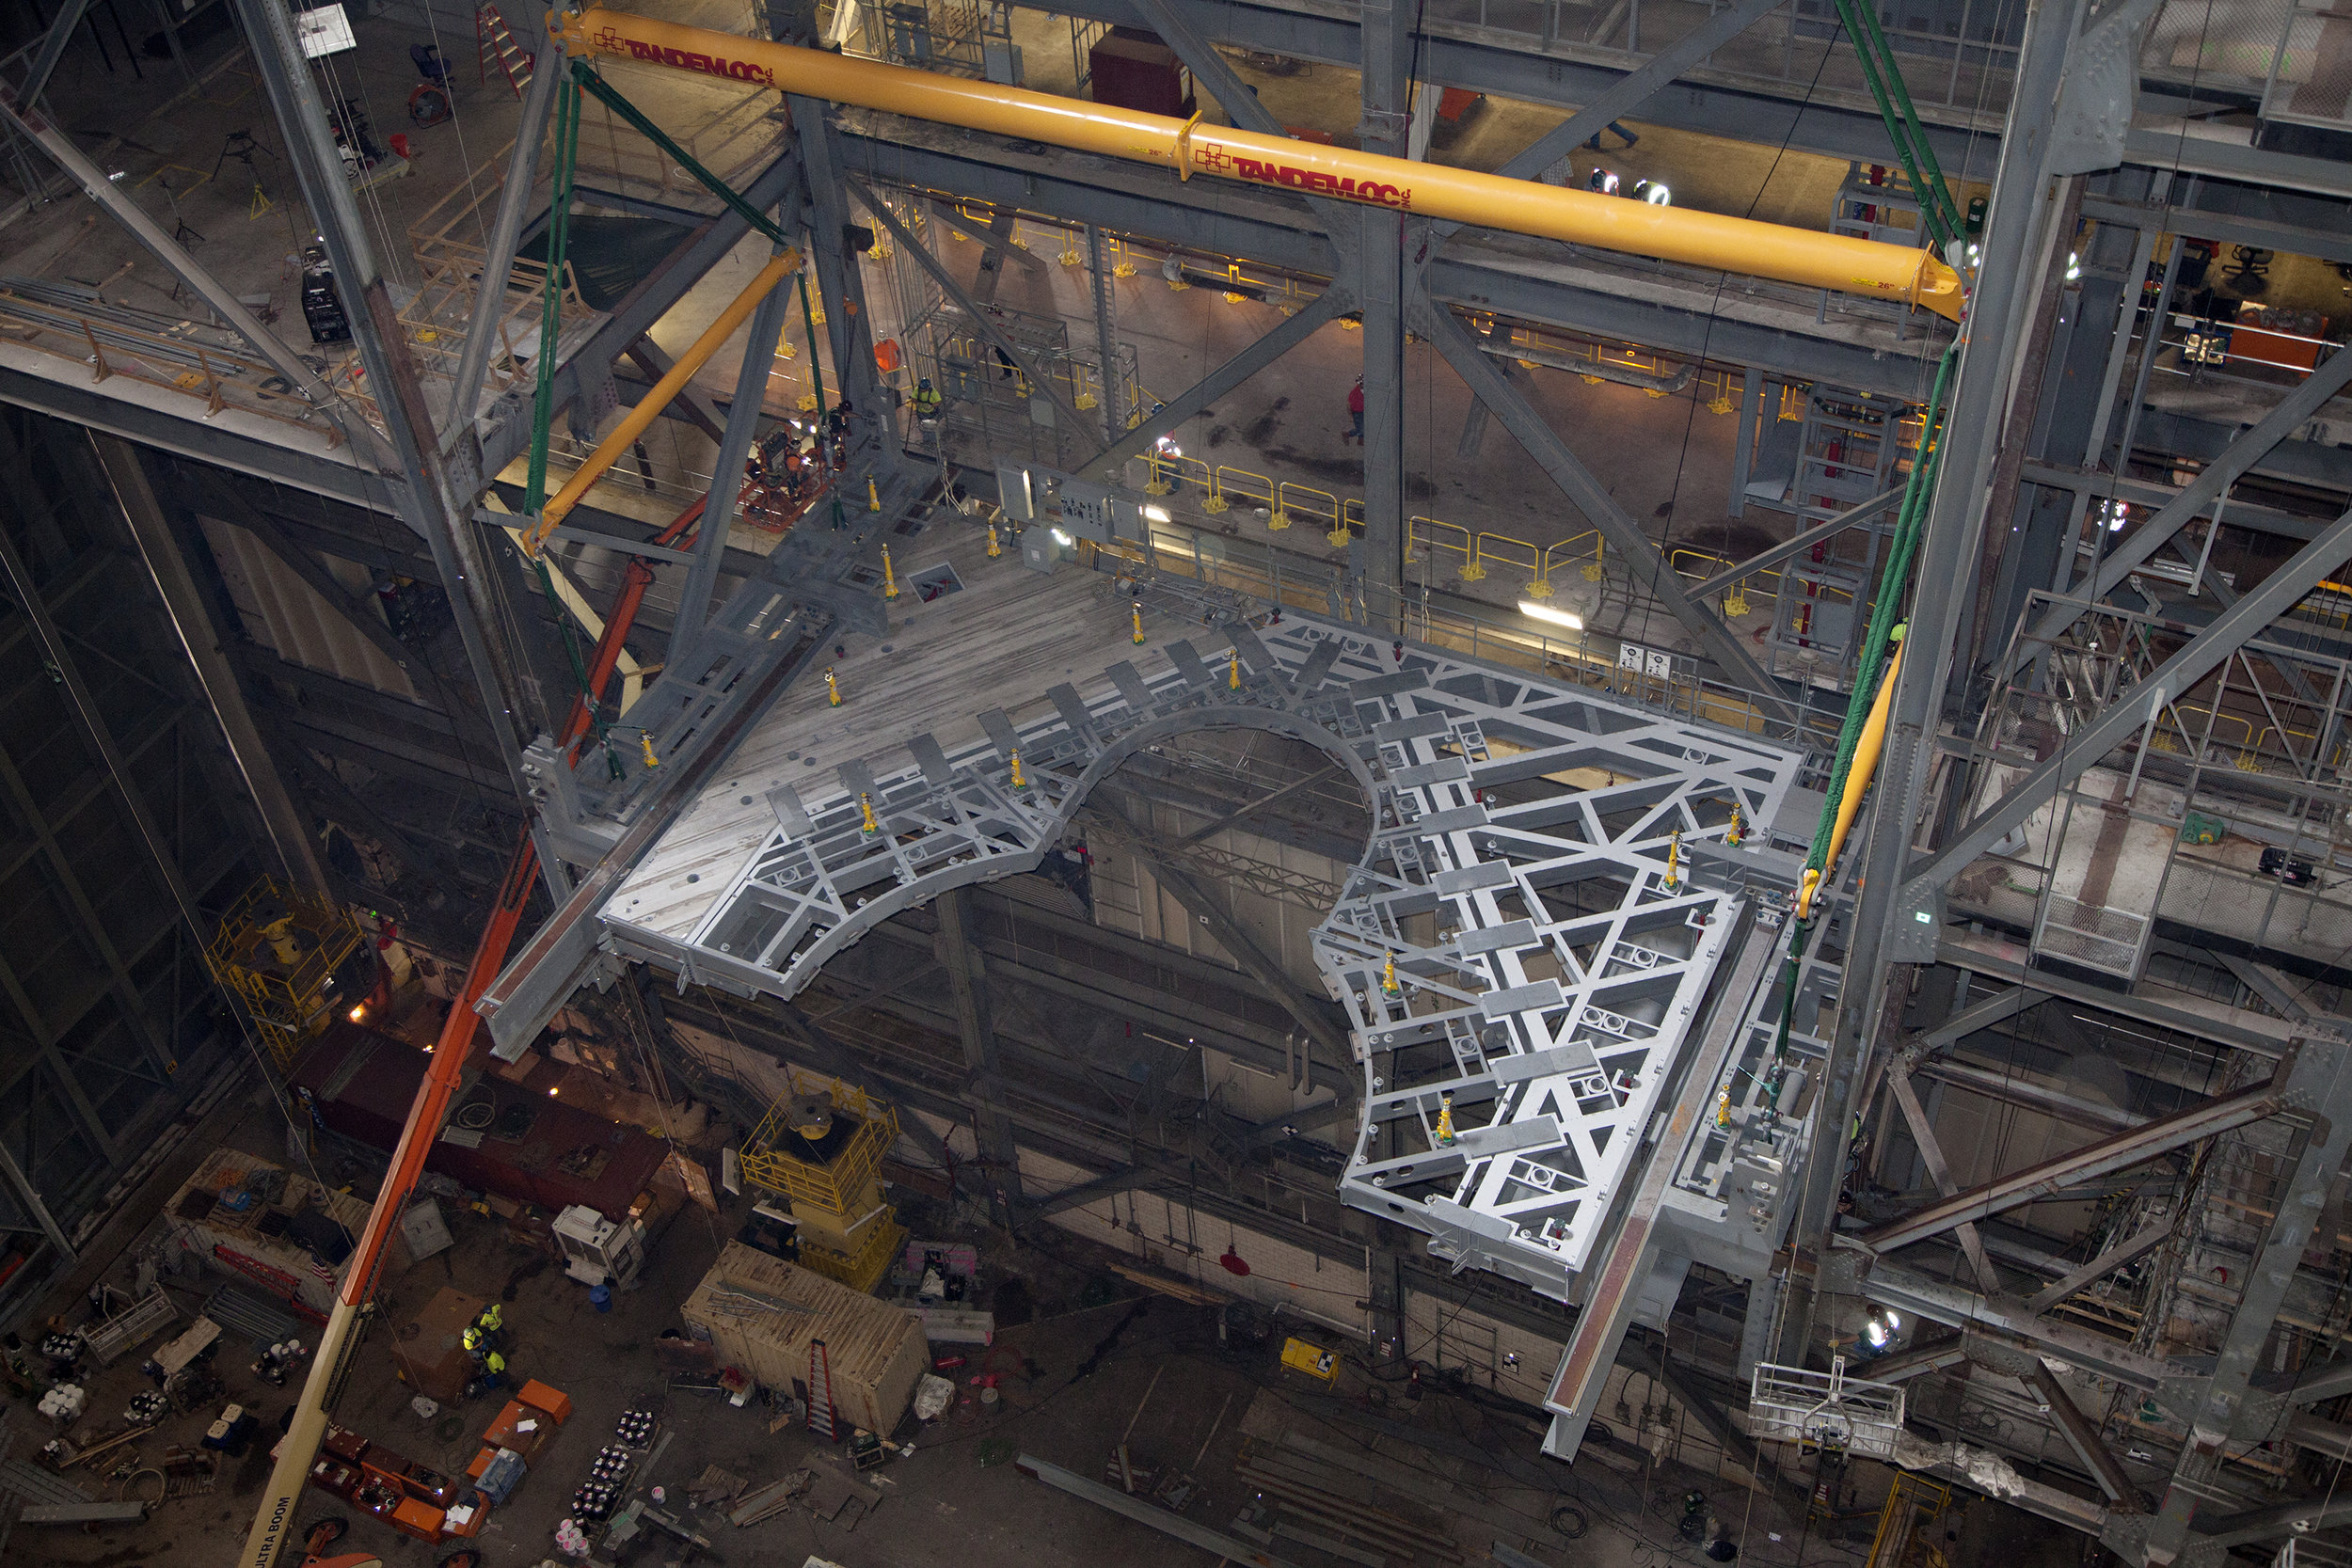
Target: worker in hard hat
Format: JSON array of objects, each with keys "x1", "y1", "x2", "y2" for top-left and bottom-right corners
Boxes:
[
  {"x1": 464, "y1": 1348, "x2": 509, "y2": 1400},
  {"x1": 912, "y1": 378, "x2": 942, "y2": 425}
]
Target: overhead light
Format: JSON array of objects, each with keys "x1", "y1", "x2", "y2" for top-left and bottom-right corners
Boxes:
[
  {"x1": 294, "y1": 3, "x2": 357, "y2": 57},
  {"x1": 1862, "y1": 1303, "x2": 1900, "y2": 1350},
  {"x1": 1142, "y1": 505, "x2": 1170, "y2": 523},
  {"x1": 347, "y1": 1006, "x2": 365, "y2": 1022},
  {"x1": 1519, "y1": 600, "x2": 1583, "y2": 631},
  {"x1": 1051, "y1": 528, "x2": 1073, "y2": 546}
]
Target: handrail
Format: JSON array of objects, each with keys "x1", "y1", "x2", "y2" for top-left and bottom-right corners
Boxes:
[{"x1": 548, "y1": 8, "x2": 1963, "y2": 319}]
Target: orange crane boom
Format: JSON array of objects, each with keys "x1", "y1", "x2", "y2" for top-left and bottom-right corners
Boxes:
[
  {"x1": 547, "y1": 7, "x2": 1964, "y2": 320},
  {"x1": 240, "y1": 836, "x2": 540, "y2": 1568}
]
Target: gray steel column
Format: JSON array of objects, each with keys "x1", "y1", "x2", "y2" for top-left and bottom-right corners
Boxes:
[
  {"x1": 850, "y1": 181, "x2": 1102, "y2": 455},
  {"x1": 1085, "y1": 223, "x2": 1125, "y2": 444},
  {"x1": 1795, "y1": 0, "x2": 2088, "y2": 1251},
  {"x1": 20, "y1": 0, "x2": 98, "y2": 106},
  {"x1": 96, "y1": 438, "x2": 330, "y2": 895},
  {"x1": 672, "y1": 257, "x2": 796, "y2": 671},
  {"x1": 1422, "y1": 308, "x2": 1800, "y2": 721},
  {"x1": 232, "y1": 0, "x2": 569, "y2": 897},
  {"x1": 1728, "y1": 365, "x2": 1761, "y2": 517},
  {"x1": 1358, "y1": 0, "x2": 1412, "y2": 632},
  {"x1": 936, "y1": 889, "x2": 1025, "y2": 1227},
  {"x1": 1907, "y1": 494, "x2": 2352, "y2": 892},
  {"x1": 0, "y1": 1139, "x2": 74, "y2": 1262},
  {"x1": 2120, "y1": 1030, "x2": 2352, "y2": 1564},
  {"x1": 789, "y1": 100, "x2": 888, "y2": 451},
  {"x1": 439, "y1": 18, "x2": 564, "y2": 451},
  {"x1": 2006, "y1": 341, "x2": 2352, "y2": 675}
]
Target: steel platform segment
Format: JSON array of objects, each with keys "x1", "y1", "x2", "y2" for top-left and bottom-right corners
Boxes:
[{"x1": 602, "y1": 608, "x2": 1803, "y2": 1301}]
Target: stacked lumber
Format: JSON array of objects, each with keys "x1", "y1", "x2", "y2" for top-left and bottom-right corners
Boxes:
[{"x1": 1234, "y1": 1436, "x2": 1462, "y2": 1564}]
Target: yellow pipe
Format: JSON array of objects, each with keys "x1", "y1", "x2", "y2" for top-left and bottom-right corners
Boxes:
[
  {"x1": 526, "y1": 248, "x2": 799, "y2": 553},
  {"x1": 1798, "y1": 640, "x2": 1904, "y2": 920},
  {"x1": 548, "y1": 9, "x2": 1963, "y2": 321}
]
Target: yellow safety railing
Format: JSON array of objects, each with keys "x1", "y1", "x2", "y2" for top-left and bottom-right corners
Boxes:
[{"x1": 738, "y1": 1067, "x2": 900, "y2": 1215}]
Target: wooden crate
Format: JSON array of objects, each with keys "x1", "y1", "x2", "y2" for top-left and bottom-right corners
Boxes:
[{"x1": 679, "y1": 1243, "x2": 927, "y2": 1434}]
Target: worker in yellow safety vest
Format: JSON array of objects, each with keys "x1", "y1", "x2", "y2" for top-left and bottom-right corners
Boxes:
[{"x1": 912, "y1": 378, "x2": 942, "y2": 424}]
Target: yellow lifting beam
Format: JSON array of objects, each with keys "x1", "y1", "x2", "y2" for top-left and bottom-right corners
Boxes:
[
  {"x1": 525, "y1": 248, "x2": 799, "y2": 554},
  {"x1": 548, "y1": 8, "x2": 1963, "y2": 320}
]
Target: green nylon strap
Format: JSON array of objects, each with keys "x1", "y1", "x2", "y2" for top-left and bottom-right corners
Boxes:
[
  {"x1": 1846, "y1": 0, "x2": 1963, "y2": 241},
  {"x1": 1801, "y1": 341, "x2": 1958, "y2": 875},
  {"x1": 1826, "y1": 0, "x2": 1963, "y2": 252},
  {"x1": 571, "y1": 61, "x2": 794, "y2": 252}
]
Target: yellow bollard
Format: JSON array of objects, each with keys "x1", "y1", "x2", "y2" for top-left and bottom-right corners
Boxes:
[
  {"x1": 986, "y1": 523, "x2": 1001, "y2": 558},
  {"x1": 882, "y1": 544, "x2": 899, "y2": 600},
  {"x1": 867, "y1": 476, "x2": 881, "y2": 512},
  {"x1": 1381, "y1": 952, "x2": 1400, "y2": 995},
  {"x1": 827, "y1": 667, "x2": 843, "y2": 707},
  {"x1": 1716, "y1": 1087, "x2": 1732, "y2": 1129},
  {"x1": 859, "y1": 791, "x2": 879, "y2": 834},
  {"x1": 1009, "y1": 749, "x2": 1027, "y2": 789},
  {"x1": 1435, "y1": 1091, "x2": 1456, "y2": 1146},
  {"x1": 640, "y1": 732, "x2": 659, "y2": 768},
  {"x1": 1132, "y1": 603, "x2": 1146, "y2": 644},
  {"x1": 1228, "y1": 648, "x2": 1241, "y2": 689}
]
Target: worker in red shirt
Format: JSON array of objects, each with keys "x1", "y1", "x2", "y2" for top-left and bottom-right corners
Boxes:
[{"x1": 1345, "y1": 377, "x2": 1365, "y2": 443}]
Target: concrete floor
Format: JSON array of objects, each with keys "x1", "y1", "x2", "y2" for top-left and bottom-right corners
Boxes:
[{"x1": 4, "y1": 1067, "x2": 1785, "y2": 1568}]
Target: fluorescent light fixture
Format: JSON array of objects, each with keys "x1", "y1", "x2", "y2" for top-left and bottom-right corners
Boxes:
[
  {"x1": 1519, "y1": 600, "x2": 1583, "y2": 631},
  {"x1": 294, "y1": 3, "x2": 357, "y2": 57},
  {"x1": 1142, "y1": 505, "x2": 1170, "y2": 523}
]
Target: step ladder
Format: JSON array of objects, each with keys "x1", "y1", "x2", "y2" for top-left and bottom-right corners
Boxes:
[
  {"x1": 806, "y1": 1338, "x2": 837, "y2": 1441},
  {"x1": 476, "y1": 5, "x2": 532, "y2": 99}
]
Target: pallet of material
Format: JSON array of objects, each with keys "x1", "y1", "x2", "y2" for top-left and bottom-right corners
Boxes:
[
  {"x1": 728, "y1": 1470, "x2": 810, "y2": 1527},
  {"x1": 679, "y1": 1243, "x2": 928, "y2": 1434},
  {"x1": 166, "y1": 1147, "x2": 397, "y2": 1315}
]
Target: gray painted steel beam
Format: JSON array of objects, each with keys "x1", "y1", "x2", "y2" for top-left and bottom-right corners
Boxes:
[
  {"x1": 2023, "y1": 1226, "x2": 2170, "y2": 1316},
  {"x1": 2032, "y1": 1360, "x2": 2140, "y2": 1507},
  {"x1": 1689, "y1": 490, "x2": 1902, "y2": 598},
  {"x1": 1420, "y1": 304, "x2": 1799, "y2": 722},
  {"x1": 439, "y1": 25, "x2": 563, "y2": 451},
  {"x1": 19, "y1": 0, "x2": 97, "y2": 105},
  {"x1": 0, "y1": 1138, "x2": 73, "y2": 1261},
  {"x1": 1861, "y1": 1073, "x2": 2286, "y2": 1255},
  {"x1": 1886, "y1": 1067, "x2": 2000, "y2": 1291},
  {"x1": 670, "y1": 254, "x2": 795, "y2": 672},
  {"x1": 0, "y1": 92, "x2": 378, "y2": 462},
  {"x1": 1908, "y1": 498, "x2": 2352, "y2": 900},
  {"x1": 834, "y1": 133, "x2": 1938, "y2": 398},
  {"x1": 1016, "y1": 0, "x2": 1993, "y2": 172},
  {"x1": 2006, "y1": 345, "x2": 2352, "y2": 680},
  {"x1": 1435, "y1": 0, "x2": 1787, "y2": 230},
  {"x1": 2189, "y1": 1494, "x2": 2352, "y2": 1552},
  {"x1": 1093, "y1": 286, "x2": 1354, "y2": 478},
  {"x1": 235, "y1": 0, "x2": 562, "y2": 906},
  {"x1": 2126, "y1": 1034, "x2": 2352, "y2": 1562},
  {"x1": 1086, "y1": 786, "x2": 1351, "y2": 1063},
  {"x1": 849, "y1": 180, "x2": 1103, "y2": 456},
  {"x1": 1916, "y1": 984, "x2": 2038, "y2": 1052},
  {"x1": 477, "y1": 628, "x2": 831, "y2": 1051},
  {"x1": 476, "y1": 150, "x2": 806, "y2": 481},
  {"x1": 1812, "y1": 0, "x2": 2093, "y2": 1282},
  {"x1": 101, "y1": 440, "x2": 329, "y2": 895},
  {"x1": 937, "y1": 889, "x2": 1025, "y2": 1223}
]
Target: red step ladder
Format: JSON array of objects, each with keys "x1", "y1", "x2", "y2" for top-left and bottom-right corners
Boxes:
[
  {"x1": 806, "y1": 1338, "x2": 837, "y2": 1441},
  {"x1": 476, "y1": 5, "x2": 532, "y2": 99}
]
